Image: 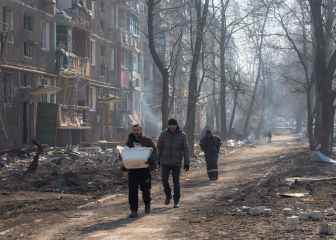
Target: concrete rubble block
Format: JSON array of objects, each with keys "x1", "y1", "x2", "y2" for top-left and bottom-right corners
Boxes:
[
  {"x1": 248, "y1": 206, "x2": 272, "y2": 216},
  {"x1": 287, "y1": 216, "x2": 300, "y2": 231},
  {"x1": 299, "y1": 210, "x2": 322, "y2": 221},
  {"x1": 282, "y1": 208, "x2": 295, "y2": 215},
  {"x1": 320, "y1": 222, "x2": 336, "y2": 235},
  {"x1": 324, "y1": 208, "x2": 336, "y2": 216}
]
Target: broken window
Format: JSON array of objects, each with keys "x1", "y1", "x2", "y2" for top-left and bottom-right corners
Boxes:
[
  {"x1": 101, "y1": 45, "x2": 105, "y2": 57},
  {"x1": 2, "y1": 7, "x2": 14, "y2": 44},
  {"x1": 38, "y1": 78, "x2": 56, "y2": 104},
  {"x1": 24, "y1": 14, "x2": 33, "y2": 31},
  {"x1": 2, "y1": 7, "x2": 14, "y2": 43},
  {"x1": 100, "y1": 63, "x2": 106, "y2": 77},
  {"x1": 41, "y1": 22, "x2": 50, "y2": 51},
  {"x1": 56, "y1": 25, "x2": 69, "y2": 50},
  {"x1": 20, "y1": 73, "x2": 31, "y2": 87},
  {"x1": 90, "y1": 39, "x2": 96, "y2": 66},
  {"x1": 24, "y1": 42, "x2": 33, "y2": 58}
]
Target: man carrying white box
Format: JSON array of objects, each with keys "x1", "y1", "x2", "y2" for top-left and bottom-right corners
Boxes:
[{"x1": 122, "y1": 124, "x2": 157, "y2": 218}]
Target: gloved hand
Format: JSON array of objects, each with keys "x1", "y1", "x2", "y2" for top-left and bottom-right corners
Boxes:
[{"x1": 184, "y1": 164, "x2": 190, "y2": 172}]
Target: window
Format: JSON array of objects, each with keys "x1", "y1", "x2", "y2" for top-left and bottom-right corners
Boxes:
[
  {"x1": 100, "y1": 45, "x2": 105, "y2": 57},
  {"x1": 128, "y1": 14, "x2": 139, "y2": 36},
  {"x1": 133, "y1": 53, "x2": 138, "y2": 72},
  {"x1": 2, "y1": 7, "x2": 13, "y2": 31},
  {"x1": 24, "y1": 42, "x2": 33, "y2": 58},
  {"x1": 41, "y1": 22, "x2": 50, "y2": 51},
  {"x1": 3, "y1": 74, "x2": 12, "y2": 103},
  {"x1": 89, "y1": 86, "x2": 97, "y2": 109},
  {"x1": 138, "y1": 53, "x2": 142, "y2": 74},
  {"x1": 20, "y1": 73, "x2": 31, "y2": 87},
  {"x1": 3, "y1": 7, "x2": 14, "y2": 43},
  {"x1": 100, "y1": 0, "x2": 104, "y2": 12},
  {"x1": 100, "y1": 63, "x2": 106, "y2": 76},
  {"x1": 90, "y1": 39, "x2": 96, "y2": 66},
  {"x1": 24, "y1": 15, "x2": 33, "y2": 31},
  {"x1": 100, "y1": 20, "x2": 105, "y2": 32},
  {"x1": 123, "y1": 49, "x2": 132, "y2": 70},
  {"x1": 111, "y1": 48, "x2": 115, "y2": 71},
  {"x1": 115, "y1": 7, "x2": 119, "y2": 29},
  {"x1": 38, "y1": 78, "x2": 56, "y2": 104}
]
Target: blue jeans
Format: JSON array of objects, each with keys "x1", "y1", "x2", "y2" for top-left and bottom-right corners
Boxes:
[{"x1": 161, "y1": 165, "x2": 181, "y2": 203}]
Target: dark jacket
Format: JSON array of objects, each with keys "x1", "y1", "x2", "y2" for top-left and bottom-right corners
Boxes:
[
  {"x1": 200, "y1": 134, "x2": 221, "y2": 158},
  {"x1": 126, "y1": 133, "x2": 158, "y2": 170},
  {"x1": 157, "y1": 128, "x2": 190, "y2": 167}
]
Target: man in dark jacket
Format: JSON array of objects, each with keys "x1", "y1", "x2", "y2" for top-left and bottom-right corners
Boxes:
[
  {"x1": 125, "y1": 124, "x2": 157, "y2": 218},
  {"x1": 200, "y1": 130, "x2": 221, "y2": 181},
  {"x1": 157, "y1": 118, "x2": 189, "y2": 208}
]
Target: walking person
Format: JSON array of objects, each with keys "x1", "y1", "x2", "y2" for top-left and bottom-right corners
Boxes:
[
  {"x1": 157, "y1": 118, "x2": 190, "y2": 208},
  {"x1": 124, "y1": 124, "x2": 157, "y2": 218},
  {"x1": 200, "y1": 130, "x2": 222, "y2": 181}
]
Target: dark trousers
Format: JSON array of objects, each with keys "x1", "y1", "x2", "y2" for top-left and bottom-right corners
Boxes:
[
  {"x1": 128, "y1": 168, "x2": 151, "y2": 212},
  {"x1": 161, "y1": 165, "x2": 181, "y2": 203},
  {"x1": 205, "y1": 153, "x2": 219, "y2": 180}
]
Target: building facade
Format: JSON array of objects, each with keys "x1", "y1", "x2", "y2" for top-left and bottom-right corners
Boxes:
[{"x1": 0, "y1": 0, "x2": 147, "y2": 149}]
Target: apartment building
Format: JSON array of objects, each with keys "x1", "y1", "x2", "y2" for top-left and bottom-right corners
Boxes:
[{"x1": 0, "y1": 0, "x2": 147, "y2": 148}]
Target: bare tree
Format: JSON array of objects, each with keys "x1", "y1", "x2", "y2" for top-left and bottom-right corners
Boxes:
[
  {"x1": 243, "y1": 2, "x2": 271, "y2": 137},
  {"x1": 272, "y1": 0, "x2": 315, "y2": 149},
  {"x1": 146, "y1": 0, "x2": 185, "y2": 129},
  {"x1": 184, "y1": 0, "x2": 210, "y2": 153},
  {"x1": 308, "y1": 0, "x2": 336, "y2": 155}
]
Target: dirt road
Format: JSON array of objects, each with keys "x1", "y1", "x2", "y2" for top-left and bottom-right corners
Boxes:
[{"x1": 1, "y1": 135, "x2": 304, "y2": 240}]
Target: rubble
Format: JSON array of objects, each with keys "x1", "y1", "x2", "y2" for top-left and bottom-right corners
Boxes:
[
  {"x1": 248, "y1": 206, "x2": 272, "y2": 216},
  {"x1": 320, "y1": 222, "x2": 336, "y2": 235},
  {"x1": 299, "y1": 210, "x2": 322, "y2": 221},
  {"x1": 282, "y1": 207, "x2": 295, "y2": 215},
  {"x1": 287, "y1": 216, "x2": 300, "y2": 231}
]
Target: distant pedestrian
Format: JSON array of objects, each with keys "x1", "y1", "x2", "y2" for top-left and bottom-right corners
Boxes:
[
  {"x1": 157, "y1": 118, "x2": 190, "y2": 208},
  {"x1": 200, "y1": 130, "x2": 222, "y2": 181},
  {"x1": 267, "y1": 131, "x2": 272, "y2": 143},
  {"x1": 124, "y1": 124, "x2": 157, "y2": 218}
]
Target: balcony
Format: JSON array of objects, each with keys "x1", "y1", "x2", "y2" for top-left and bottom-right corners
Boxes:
[
  {"x1": 56, "y1": 49, "x2": 91, "y2": 78},
  {"x1": 120, "y1": 30, "x2": 141, "y2": 52},
  {"x1": 56, "y1": 1, "x2": 93, "y2": 31},
  {"x1": 58, "y1": 104, "x2": 91, "y2": 130}
]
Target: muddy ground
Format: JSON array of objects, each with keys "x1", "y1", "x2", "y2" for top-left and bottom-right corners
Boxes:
[{"x1": 1, "y1": 135, "x2": 336, "y2": 239}]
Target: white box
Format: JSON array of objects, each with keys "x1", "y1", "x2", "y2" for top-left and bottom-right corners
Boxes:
[{"x1": 117, "y1": 146, "x2": 153, "y2": 169}]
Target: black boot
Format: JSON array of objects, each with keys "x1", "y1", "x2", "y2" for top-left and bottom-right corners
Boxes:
[
  {"x1": 128, "y1": 211, "x2": 138, "y2": 218},
  {"x1": 165, "y1": 196, "x2": 171, "y2": 205}
]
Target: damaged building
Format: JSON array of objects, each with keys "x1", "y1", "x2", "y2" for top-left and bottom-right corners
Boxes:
[{"x1": 0, "y1": 0, "x2": 147, "y2": 149}]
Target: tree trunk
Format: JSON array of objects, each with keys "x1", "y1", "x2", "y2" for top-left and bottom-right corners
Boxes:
[
  {"x1": 185, "y1": 0, "x2": 210, "y2": 154},
  {"x1": 243, "y1": 5, "x2": 270, "y2": 137},
  {"x1": 306, "y1": 90, "x2": 314, "y2": 150},
  {"x1": 229, "y1": 90, "x2": 238, "y2": 136},
  {"x1": 147, "y1": 0, "x2": 170, "y2": 130},
  {"x1": 309, "y1": 0, "x2": 335, "y2": 155}
]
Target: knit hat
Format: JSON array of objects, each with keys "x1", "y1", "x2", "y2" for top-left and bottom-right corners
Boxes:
[{"x1": 168, "y1": 118, "x2": 178, "y2": 126}]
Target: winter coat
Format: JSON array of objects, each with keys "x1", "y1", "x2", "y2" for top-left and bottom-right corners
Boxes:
[
  {"x1": 200, "y1": 134, "x2": 221, "y2": 159},
  {"x1": 157, "y1": 128, "x2": 190, "y2": 167}
]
